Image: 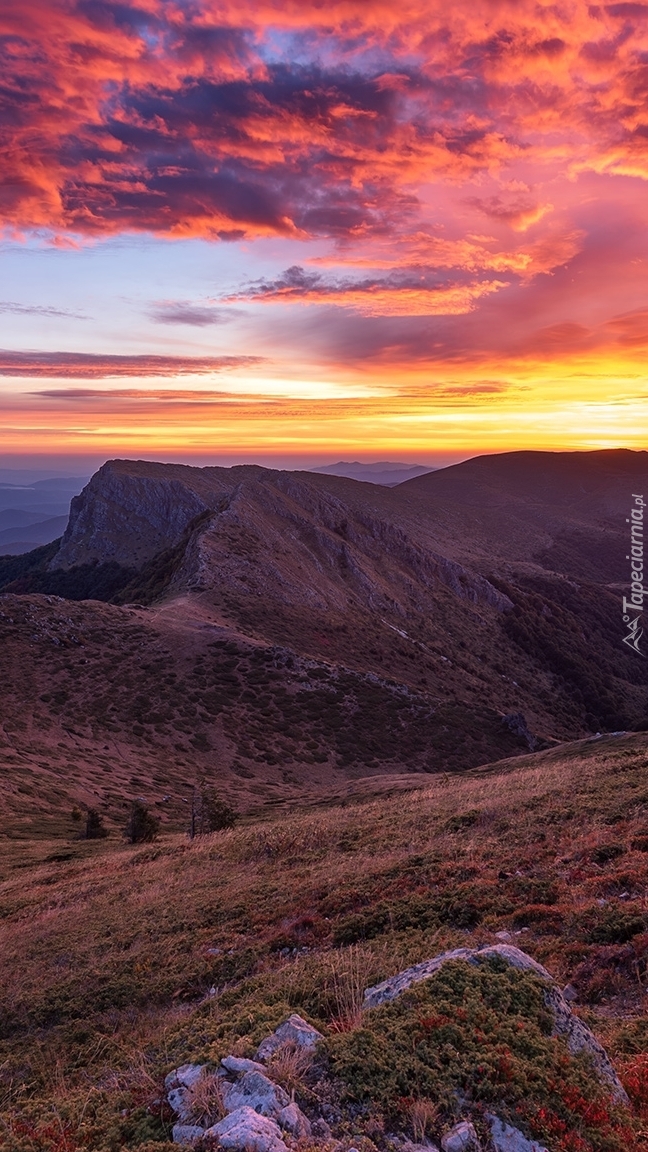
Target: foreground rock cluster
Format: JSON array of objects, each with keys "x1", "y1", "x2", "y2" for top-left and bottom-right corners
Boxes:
[{"x1": 165, "y1": 945, "x2": 627, "y2": 1152}]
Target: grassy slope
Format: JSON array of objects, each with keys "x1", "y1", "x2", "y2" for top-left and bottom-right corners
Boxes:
[{"x1": 2, "y1": 734, "x2": 648, "y2": 1149}]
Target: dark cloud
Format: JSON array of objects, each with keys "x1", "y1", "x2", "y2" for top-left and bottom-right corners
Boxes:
[
  {"x1": 226, "y1": 263, "x2": 505, "y2": 316},
  {"x1": 0, "y1": 351, "x2": 264, "y2": 377},
  {"x1": 148, "y1": 303, "x2": 230, "y2": 326}
]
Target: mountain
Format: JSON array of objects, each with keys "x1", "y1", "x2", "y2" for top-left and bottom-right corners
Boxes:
[
  {"x1": 310, "y1": 460, "x2": 435, "y2": 485},
  {"x1": 0, "y1": 475, "x2": 89, "y2": 519},
  {"x1": 0, "y1": 450, "x2": 646, "y2": 829},
  {"x1": 0, "y1": 514, "x2": 69, "y2": 556},
  {"x1": 0, "y1": 509, "x2": 51, "y2": 531}
]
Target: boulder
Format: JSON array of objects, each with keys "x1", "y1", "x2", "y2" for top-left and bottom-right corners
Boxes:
[
  {"x1": 165, "y1": 1063, "x2": 206, "y2": 1092},
  {"x1": 256, "y1": 1013, "x2": 323, "y2": 1061},
  {"x1": 363, "y1": 944, "x2": 628, "y2": 1104},
  {"x1": 223, "y1": 1069, "x2": 290, "y2": 1117},
  {"x1": 440, "y1": 1121, "x2": 481, "y2": 1151},
  {"x1": 205, "y1": 1105, "x2": 289, "y2": 1152},
  {"x1": 487, "y1": 1115, "x2": 549, "y2": 1152},
  {"x1": 222, "y1": 1055, "x2": 267, "y2": 1075},
  {"x1": 165, "y1": 1064, "x2": 207, "y2": 1122},
  {"x1": 171, "y1": 1123, "x2": 205, "y2": 1147},
  {"x1": 277, "y1": 1101, "x2": 312, "y2": 1137}
]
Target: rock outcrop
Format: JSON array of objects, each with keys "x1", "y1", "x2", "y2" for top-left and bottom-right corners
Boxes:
[
  {"x1": 363, "y1": 944, "x2": 628, "y2": 1104},
  {"x1": 167, "y1": 1015, "x2": 319, "y2": 1147},
  {"x1": 256, "y1": 1012, "x2": 323, "y2": 1061},
  {"x1": 487, "y1": 1115, "x2": 549, "y2": 1152}
]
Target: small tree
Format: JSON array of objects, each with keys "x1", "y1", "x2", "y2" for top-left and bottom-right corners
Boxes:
[
  {"x1": 125, "y1": 800, "x2": 159, "y2": 844},
  {"x1": 84, "y1": 807, "x2": 109, "y2": 839},
  {"x1": 190, "y1": 786, "x2": 238, "y2": 838}
]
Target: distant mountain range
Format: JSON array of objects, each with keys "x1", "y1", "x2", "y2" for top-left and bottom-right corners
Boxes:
[
  {"x1": 0, "y1": 475, "x2": 89, "y2": 554},
  {"x1": 0, "y1": 449, "x2": 646, "y2": 830},
  {"x1": 310, "y1": 461, "x2": 435, "y2": 486}
]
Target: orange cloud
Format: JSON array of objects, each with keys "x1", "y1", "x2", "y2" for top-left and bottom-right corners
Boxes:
[{"x1": 2, "y1": 1, "x2": 648, "y2": 241}]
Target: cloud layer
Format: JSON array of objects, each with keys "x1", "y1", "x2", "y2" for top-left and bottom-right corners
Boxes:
[
  {"x1": 3, "y1": 1, "x2": 648, "y2": 241},
  {"x1": 0, "y1": 351, "x2": 262, "y2": 377}
]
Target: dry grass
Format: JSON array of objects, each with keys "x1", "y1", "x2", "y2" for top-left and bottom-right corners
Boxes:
[
  {"x1": 1, "y1": 733, "x2": 648, "y2": 1150},
  {"x1": 406, "y1": 1098, "x2": 440, "y2": 1143},
  {"x1": 267, "y1": 1041, "x2": 314, "y2": 1094},
  {"x1": 183, "y1": 1070, "x2": 226, "y2": 1127},
  {"x1": 326, "y1": 945, "x2": 375, "y2": 1032}
]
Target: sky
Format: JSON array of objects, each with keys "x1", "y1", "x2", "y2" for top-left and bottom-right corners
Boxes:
[{"x1": 1, "y1": 0, "x2": 648, "y2": 469}]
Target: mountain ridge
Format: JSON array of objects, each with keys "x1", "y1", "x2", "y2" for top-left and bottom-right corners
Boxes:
[{"x1": 1, "y1": 448, "x2": 647, "y2": 830}]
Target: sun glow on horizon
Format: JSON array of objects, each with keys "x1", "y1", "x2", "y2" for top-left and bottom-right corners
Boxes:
[{"x1": 1, "y1": 0, "x2": 648, "y2": 458}]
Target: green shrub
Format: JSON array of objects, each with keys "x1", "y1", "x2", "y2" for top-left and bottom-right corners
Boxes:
[{"x1": 325, "y1": 958, "x2": 630, "y2": 1150}]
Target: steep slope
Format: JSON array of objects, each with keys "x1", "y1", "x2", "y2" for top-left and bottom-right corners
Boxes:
[{"x1": 0, "y1": 593, "x2": 530, "y2": 838}]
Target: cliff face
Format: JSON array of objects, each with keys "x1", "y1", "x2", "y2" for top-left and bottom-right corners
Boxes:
[{"x1": 50, "y1": 461, "x2": 226, "y2": 570}]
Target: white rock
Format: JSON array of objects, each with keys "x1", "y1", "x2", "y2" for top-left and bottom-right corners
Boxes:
[
  {"x1": 440, "y1": 1122, "x2": 481, "y2": 1152},
  {"x1": 487, "y1": 1115, "x2": 548, "y2": 1152},
  {"x1": 223, "y1": 1069, "x2": 290, "y2": 1117},
  {"x1": 277, "y1": 1102, "x2": 312, "y2": 1137},
  {"x1": 168, "y1": 1087, "x2": 192, "y2": 1121},
  {"x1": 206, "y1": 1105, "x2": 289, "y2": 1152},
  {"x1": 165, "y1": 1063, "x2": 206, "y2": 1092},
  {"x1": 222, "y1": 1055, "x2": 267, "y2": 1075},
  {"x1": 172, "y1": 1123, "x2": 206, "y2": 1147},
  {"x1": 363, "y1": 944, "x2": 628, "y2": 1103},
  {"x1": 256, "y1": 1013, "x2": 323, "y2": 1061}
]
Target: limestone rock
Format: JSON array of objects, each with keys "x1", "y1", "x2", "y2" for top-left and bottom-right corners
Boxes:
[
  {"x1": 205, "y1": 1105, "x2": 289, "y2": 1152},
  {"x1": 165, "y1": 1063, "x2": 206, "y2": 1092},
  {"x1": 222, "y1": 1055, "x2": 267, "y2": 1075},
  {"x1": 165, "y1": 1064, "x2": 207, "y2": 1122},
  {"x1": 171, "y1": 1123, "x2": 205, "y2": 1147},
  {"x1": 256, "y1": 1013, "x2": 323, "y2": 1061},
  {"x1": 363, "y1": 944, "x2": 628, "y2": 1104},
  {"x1": 50, "y1": 462, "x2": 213, "y2": 571},
  {"x1": 440, "y1": 1121, "x2": 481, "y2": 1151},
  {"x1": 487, "y1": 1115, "x2": 549, "y2": 1152},
  {"x1": 223, "y1": 1069, "x2": 290, "y2": 1117},
  {"x1": 277, "y1": 1101, "x2": 312, "y2": 1137}
]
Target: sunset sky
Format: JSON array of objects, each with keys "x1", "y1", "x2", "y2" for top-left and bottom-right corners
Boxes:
[{"x1": 2, "y1": 0, "x2": 648, "y2": 468}]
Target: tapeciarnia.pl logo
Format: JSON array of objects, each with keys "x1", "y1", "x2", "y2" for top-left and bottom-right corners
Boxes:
[{"x1": 622, "y1": 493, "x2": 645, "y2": 656}]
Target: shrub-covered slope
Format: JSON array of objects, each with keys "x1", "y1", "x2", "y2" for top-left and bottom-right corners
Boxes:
[{"x1": 2, "y1": 734, "x2": 648, "y2": 1150}]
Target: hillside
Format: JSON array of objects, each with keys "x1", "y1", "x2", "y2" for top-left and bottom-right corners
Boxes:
[
  {"x1": 0, "y1": 450, "x2": 646, "y2": 828},
  {"x1": 2, "y1": 735, "x2": 648, "y2": 1151}
]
